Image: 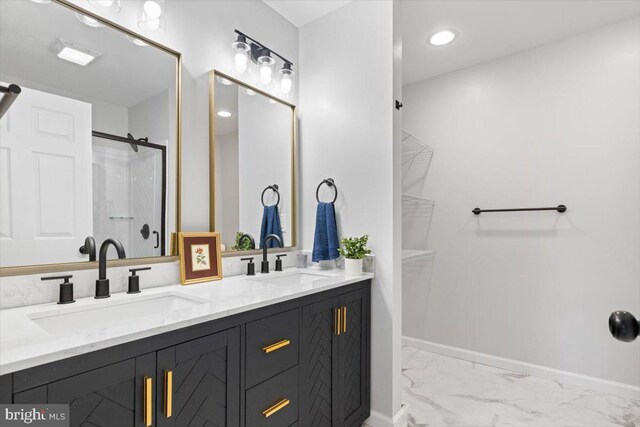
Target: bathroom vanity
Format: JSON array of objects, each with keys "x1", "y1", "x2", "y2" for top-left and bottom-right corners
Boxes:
[{"x1": 0, "y1": 270, "x2": 371, "y2": 427}]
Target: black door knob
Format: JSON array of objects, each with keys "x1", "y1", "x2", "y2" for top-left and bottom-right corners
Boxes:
[{"x1": 609, "y1": 311, "x2": 639, "y2": 343}]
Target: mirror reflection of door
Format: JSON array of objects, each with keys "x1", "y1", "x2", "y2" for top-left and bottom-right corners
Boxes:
[{"x1": 0, "y1": 83, "x2": 92, "y2": 266}]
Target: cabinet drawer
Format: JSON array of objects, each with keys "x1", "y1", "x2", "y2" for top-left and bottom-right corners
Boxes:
[
  {"x1": 246, "y1": 308, "x2": 299, "y2": 387},
  {"x1": 246, "y1": 366, "x2": 298, "y2": 427}
]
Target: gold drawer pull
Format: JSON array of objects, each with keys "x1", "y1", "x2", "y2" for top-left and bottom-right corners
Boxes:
[
  {"x1": 335, "y1": 307, "x2": 341, "y2": 335},
  {"x1": 144, "y1": 376, "x2": 152, "y2": 426},
  {"x1": 164, "y1": 370, "x2": 173, "y2": 417},
  {"x1": 262, "y1": 398, "x2": 290, "y2": 417},
  {"x1": 342, "y1": 306, "x2": 347, "y2": 333},
  {"x1": 263, "y1": 339, "x2": 291, "y2": 353}
]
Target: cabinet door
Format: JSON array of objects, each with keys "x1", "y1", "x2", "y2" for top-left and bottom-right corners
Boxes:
[
  {"x1": 29, "y1": 353, "x2": 156, "y2": 427},
  {"x1": 156, "y1": 327, "x2": 240, "y2": 427},
  {"x1": 299, "y1": 296, "x2": 339, "y2": 427},
  {"x1": 338, "y1": 288, "x2": 370, "y2": 427}
]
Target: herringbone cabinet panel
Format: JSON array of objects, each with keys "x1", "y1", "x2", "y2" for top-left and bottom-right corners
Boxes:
[
  {"x1": 157, "y1": 329, "x2": 240, "y2": 427},
  {"x1": 299, "y1": 297, "x2": 337, "y2": 427}
]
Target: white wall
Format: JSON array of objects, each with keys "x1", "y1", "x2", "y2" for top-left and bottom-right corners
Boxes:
[
  {"x1": 68, "y1": 0, "x2": 299, "y2": 231},
  {"x1": 299, "y1": 1, "x2": 402, "y2": 423},
  {"x1": 402, "y1": 18, "x2": 640, "y2": 386},
  {"x1": 215, "y1": 131, "x2": 239, "y2": 249},
  {"x1": 238, "y1": 92, "x2": 292, "y2": 246}
]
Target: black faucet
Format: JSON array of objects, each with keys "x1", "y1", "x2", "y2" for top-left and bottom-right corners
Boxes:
[
  {"x1": 261, "y1": 234, "x2": 283, "y2": 273},
  {"x1": 79, "y1": 236, "x2": 96, "y2": 261},
  {"x1": 238, "y1": 233, "x2": 256, "y2": 250},
  {"x1": 95, "y1": 238, "x2": 126, "y2": 299}
]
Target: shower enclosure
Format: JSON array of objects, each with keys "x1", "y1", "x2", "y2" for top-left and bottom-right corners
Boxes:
[{"x1": 91, "y1": 131, "x2": 167, "y2": 258}]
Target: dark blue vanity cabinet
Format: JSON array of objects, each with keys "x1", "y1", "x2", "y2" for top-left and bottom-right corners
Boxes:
[{"x1": 0, "y1": 279, "x2": 370, "y2": 427}]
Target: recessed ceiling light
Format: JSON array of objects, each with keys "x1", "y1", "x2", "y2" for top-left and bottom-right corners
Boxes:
[
  {"x1": 429, "y1": 30, "x2": 457, "y2": 46},
  {"x1": 216, "y1": 76, "x2": 233, "y2": 86},
  {"x1": 75, "y1": 12, "x2": 104, "y2": 28},
  {"x1": 126, "y1": 35, "x2": 148, "y2": 47},
  {"x1": 217, "y1": 110, "x2": 232, "y2": 118},
  {"x1": 50, "y1": 38, "x2": 101, "y2": 66}
]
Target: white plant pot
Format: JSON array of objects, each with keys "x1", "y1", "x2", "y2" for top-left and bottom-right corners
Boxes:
[{"x1": 344, "y1": 258, "x2": 364, "y2": 277}]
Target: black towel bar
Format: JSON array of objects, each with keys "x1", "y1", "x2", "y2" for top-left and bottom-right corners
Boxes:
[
  {"x1": 473, "y1": 205, "x2": 567, "y2": 215},
  {"x1": 316, "y1": 178, "x2": 338, "y2": 203},
  {"x1": 261, "y1": 184, "x2": 280, "y2": 207}
]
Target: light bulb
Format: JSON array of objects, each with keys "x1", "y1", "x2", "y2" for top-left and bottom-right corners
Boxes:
[
  {"x1": 145, "y1": 16, "x2": 160, "y2": 30},
  {"x1": 260, "y1": 64, "x2": 272, "y2": 85},
  {"x1": 234, "y1": 52, "x2": 248, "y2": 73},
  {"x1": 280, "y1": 74, "x2": 292, "y2": 95},
  {"x1": 143, "y1": 1, "x2": 162, "y2": 18}
]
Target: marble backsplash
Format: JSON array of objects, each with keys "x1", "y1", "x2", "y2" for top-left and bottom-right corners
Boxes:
[{"x1": 0, "y1": 251, "x2": 375, "y2": 310}]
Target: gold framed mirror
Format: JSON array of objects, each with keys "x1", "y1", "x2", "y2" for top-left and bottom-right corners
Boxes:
[
  {"x1": 208, "y1": 70, "x2": 297, "y2": 256},
  {"x1": 0, "y1": 0, "x2": 182, "y2": 277}
]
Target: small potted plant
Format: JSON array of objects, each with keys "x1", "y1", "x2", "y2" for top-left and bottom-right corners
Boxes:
[{"x1": 338, "y1": 235, "x2": 371, "y2": 277}]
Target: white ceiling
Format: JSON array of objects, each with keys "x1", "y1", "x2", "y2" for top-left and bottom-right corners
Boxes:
[
  {"x1": 262, "y1": 0, "x2": 352, "y2": 27},
  {"x1": 403, "y1": 0, "x2": 640, "y2": 85},
  {"x1": 0, "y1": 0, "x2": 176, "y2": 108}
]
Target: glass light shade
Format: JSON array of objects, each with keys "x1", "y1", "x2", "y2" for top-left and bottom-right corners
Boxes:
[
  {"x1": 87, "y1": 0, "x2": 121, "y2": 13},
  {"x1": 231, "y1": 35, "x2": 250, "y2": 75},
  {"x1": 138, "y1": 0, "x2": 165, "y2": 32},
  {"x1": 143, "y1": 0, "x2": 162, "y2": 18},
  {"x1": 279, "y1": 64, "x2": 294, "y2": 97},
  {"x1": 257, "y1": 51, "x2": 275, "y2": 85}
]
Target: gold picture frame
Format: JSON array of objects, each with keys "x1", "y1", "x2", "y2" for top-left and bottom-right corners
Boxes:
[{"x1": 178, "y1": 232, "x2": 223, "y2": 285}]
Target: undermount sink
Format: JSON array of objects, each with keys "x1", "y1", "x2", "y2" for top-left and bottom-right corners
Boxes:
[
  {"x1": 27, "y1": 292, "x2": 207, "y2": 334},
  {"x1": 250, "y1": 271, "x2": 332, "y2": 286}
]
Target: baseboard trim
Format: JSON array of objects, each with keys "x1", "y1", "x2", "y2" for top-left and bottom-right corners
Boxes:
[
  {"x1": 366, "y1": 403, "x2": 409, "y2": 427},
  {"x1": 402, "y1": 336, "x2": 640, "y2": 401}
]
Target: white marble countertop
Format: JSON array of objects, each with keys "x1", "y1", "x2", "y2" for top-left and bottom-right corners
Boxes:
[{"x1": 0, "y1": 268, "x2": 373, "y2": 375}]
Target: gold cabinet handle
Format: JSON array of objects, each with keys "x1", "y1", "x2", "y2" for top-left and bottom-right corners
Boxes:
[
  {"x1": 164, "y1": 370, "x2": 173, "y2": 418},
  {"x1": 144, "y1": 376, "x2": 152, "y2": 427},
  {"x1": 262, "y1": 398, "x2": 290, "y2": 418},
  {"x1": 335, "y1": 307, "x2": 341, "y2": 335},
  {"x1": 263, "y1": 339, "x2": 291, "y2": 353},
  {"x1": 342, "y1": 306, "x2": 347, "y2": 333}
]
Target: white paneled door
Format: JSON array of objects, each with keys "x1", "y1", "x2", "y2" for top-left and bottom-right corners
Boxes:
[{"x1": 0, "y1": 83, "x2": 92, "y2": 267}]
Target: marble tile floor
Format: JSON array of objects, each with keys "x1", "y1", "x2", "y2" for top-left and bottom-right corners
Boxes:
[{"x1": 401, "y1": 346, "x2": 640, "y2": 427}]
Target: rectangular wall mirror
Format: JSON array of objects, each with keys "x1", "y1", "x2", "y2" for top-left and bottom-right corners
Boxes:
[
  {"x1": 209, "y1": 71, "x2": 296, "y2": 254},
  {"x1": 0, "y1": 0, "x2": 181, "y2": 275}
]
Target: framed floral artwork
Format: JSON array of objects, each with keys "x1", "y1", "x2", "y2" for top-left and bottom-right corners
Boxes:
[{"x1": 178, "y1": 232, "x2": 223, "y2": 285}]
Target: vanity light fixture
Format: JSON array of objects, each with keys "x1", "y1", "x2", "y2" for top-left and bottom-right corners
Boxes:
[
  {"x1": 429, "y1": 29, "x2": 457, "y2": 46},
  {"x1": 217, "y1": 110, "x2": 232, "y2": 118},
  {"x1": 230, "y1": 30, "x2": 295, "y2": 98},
  {"x1": 75, "y1": 12, "x2": 104, "y2": 28},
  {"x1": 126, "y1": 35, "x2": 148, "y2": 47},
  {"x1": 87, "y1": 0, "x2": 121, "y2": 13},
  {"x1": 280, "y1": 62, "x2": 293, "y2": 97},
  {"x1": 138, "y1": 0, "x2": 165, "y2": 32},
  {"x1": 50, "y1": 38, "x2": 102, "y2": 66}
]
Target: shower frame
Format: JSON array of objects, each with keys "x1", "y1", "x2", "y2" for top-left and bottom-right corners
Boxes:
[{"x1": 92, "y1": 130, "x2": 167, "y2": 256}]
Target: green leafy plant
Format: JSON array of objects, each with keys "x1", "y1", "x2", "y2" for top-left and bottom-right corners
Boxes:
[
  {"x1": 232, "y1": 232, "x2": 253, "y2": 251},
  {"x1": 338, "y1": 235, "x2": 372, "y2": 260}
]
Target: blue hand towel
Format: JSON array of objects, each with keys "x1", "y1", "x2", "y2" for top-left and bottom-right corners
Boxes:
[
  {"x1": 260, "y1": 205, "x2": 283, "y2": 248},
  {"x1": 312, "y1": 202, "x2": 340, "y2": 262}
]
